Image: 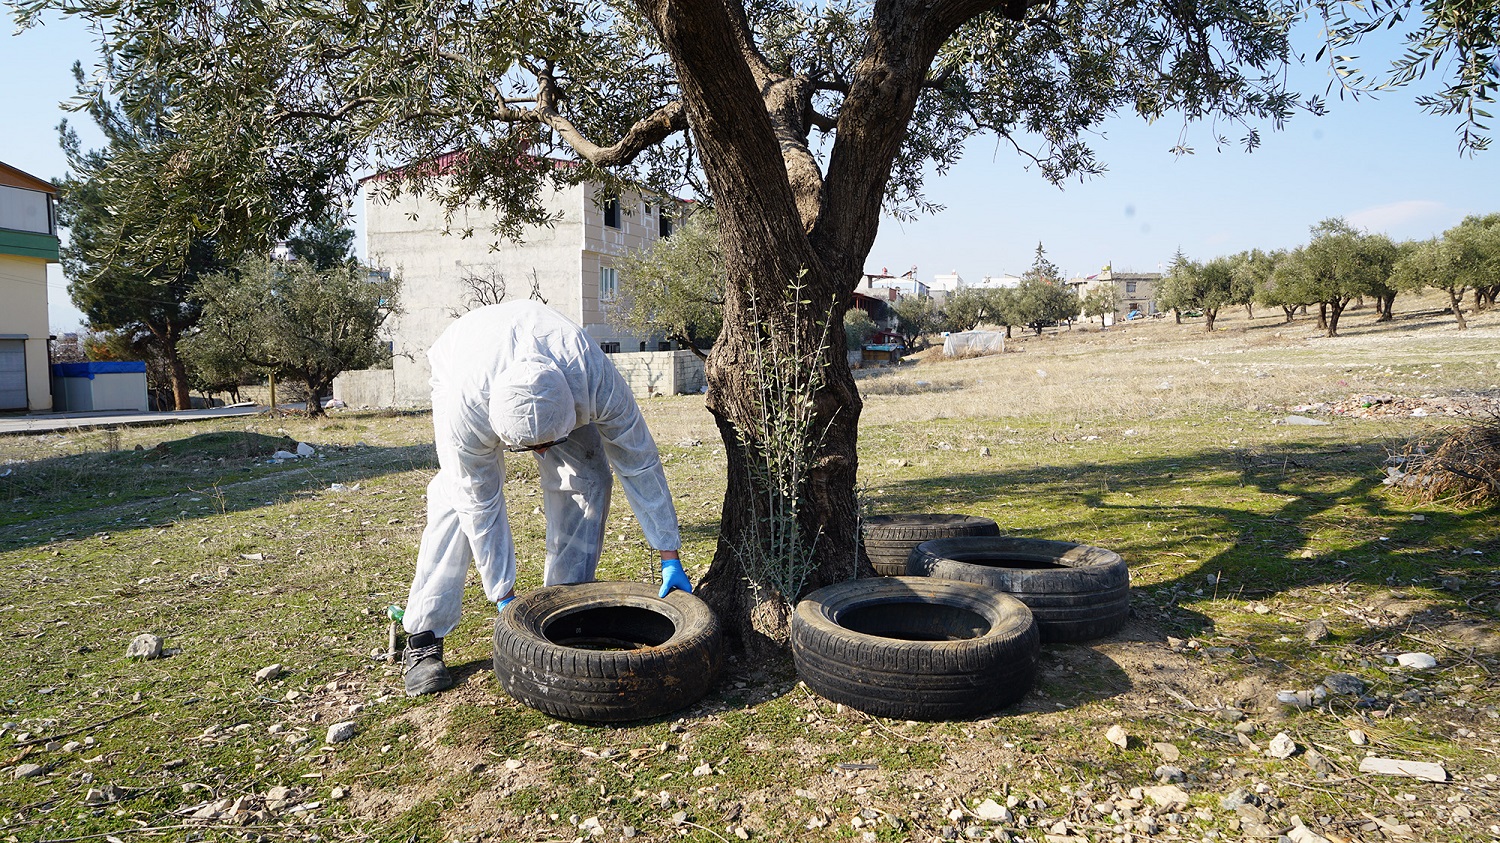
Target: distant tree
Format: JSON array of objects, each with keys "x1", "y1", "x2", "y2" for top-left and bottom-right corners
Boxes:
[
  {"x1": 613, "y1": 210, "x2": 724, "y2": 359},
  {"x1": 285, "y1": 214, "x2": 357, "y2": 270},
  {"x1": 1391, "y1": 238, "x2": 1467, "y2": 329},
  {"x1": 1154, "y1": 249, "x2": 1196, "y2": 324},
  {"x1": 1158, "y1": 253, "x2": 1236, "y2": 331},
  {"x1": 55, "y1": 65, "x2": 232, "y2": 410},
  {"x1": 1012, "y1": 243, "x2": 1076, "y2": 335},
  {"x1": 446, "y1": 266, "x2": 512, "y2": 319},
  {"x1": 943, "y1": 287, "x2": 996, "y2": 333},
  {"x1": 890, "y1": 296, "x2": 941, "y2": 350},
  {"x1": 1230, "y1": 249, "x2": 1279, "y2": 319},
  {"x1": 185, "y1": 256, "x2": 400, "y2": 416},
  {"x1": 1013, "y1": 277, "x2": 1079, "y2": 335},
  {"x1": 1280, "y1": 219, "x2": 1399, "y2": 337},
  {"x1": 1257, "y1": 249, "x2": 1310, "y2": 323},
  {"x1": 1444, "y1": 214, "x2": 1500, "y2": 312},
  {"x1": 843, "y1": 308, "x2": 876, "y2": 352},
  {"x1": 1080, "y1": 284, "x2": 1118, "y2": 326}
]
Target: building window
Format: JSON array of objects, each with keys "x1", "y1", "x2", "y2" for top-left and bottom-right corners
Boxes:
[
  {"x1": 601, "y1": 341, "x2": 620, "y2": 354},
  {"x1": 599, "y1": 266, "x2": 619, "y2": 300},
  {"x1": 658, "y1": 341, "x2": 671, "y2": 351},
  {"x1": 659, "y1": 212, "x2": 673, "y2": 238},
  {"x1": 603, "y1": 198, "x2": 621, "y2": 229},
  {"x1": 1125, "y1": 281, "x2": 1137, "y2": 294}
]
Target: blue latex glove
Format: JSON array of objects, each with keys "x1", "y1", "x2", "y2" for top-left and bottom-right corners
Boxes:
[
  {"x1": 659, "y1": 558, "x2": 692, "y2": 598},
  {"x1": 496, "y1": 595, "x2": 515, "y2": 612}
]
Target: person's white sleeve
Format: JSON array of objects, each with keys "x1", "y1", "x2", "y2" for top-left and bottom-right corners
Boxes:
[
  {"x1": 589, "y1": 362, "x2": 682, "y2": 552},
  {"x1": 433, "y1": 390, "x2": 517, "y2": 599}
]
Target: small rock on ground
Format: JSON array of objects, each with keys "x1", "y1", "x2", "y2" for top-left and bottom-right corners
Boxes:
[{"x1": 125, "y1": 633, "x2": 163, "y2": 659}]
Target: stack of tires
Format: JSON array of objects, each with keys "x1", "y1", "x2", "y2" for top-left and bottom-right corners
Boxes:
[{"x1": 791, "y1": 513, "x2": 1130, "y2": 720}]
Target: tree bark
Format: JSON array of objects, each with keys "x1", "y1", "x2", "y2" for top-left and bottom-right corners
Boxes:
[
  {"x1": 1316, "y1": 302, "x2": 1328, "y2": 330},
  {"x1": 1282, "y1": 305, "x2": 1296, "y2": 323},
  {"x1": 1204, "y1": 308, "x2": 1217, "y2": 332},
  {"x1": 164, "y1": 340, "x2": 192, "y2": 411},
  {"x1": 1325, "y1": 299, "x2": 1346, "y2": 337},
  {"x1": 1449, "y1": 290, "x2": 1468, "y2": 330},
  {"x1": 1374, "y1": 292, "x2": 1395, "y2": 322}
]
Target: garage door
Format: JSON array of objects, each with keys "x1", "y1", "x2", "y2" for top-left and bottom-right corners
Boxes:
[{"x1": 0, "y1": 340, "x2": 27, "y2": 410}]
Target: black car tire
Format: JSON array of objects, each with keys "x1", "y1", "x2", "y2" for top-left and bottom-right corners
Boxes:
[
  {"x1": 493, "y1": 582, "x2": 723, "y2": 722},
  {"x1": 908, "y1": 536, "x2": 1130, "y2": 643},
  {"x1": 792, "y1": 576, "x2": 1039, "y2": 721},
  {"x1": 861, "y1": 513, "x2": 1001, "y2": 576}
]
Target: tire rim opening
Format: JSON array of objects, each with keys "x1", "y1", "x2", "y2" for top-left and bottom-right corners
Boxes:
[
  {"x1": 542, "y1": 606, "x2": 676, "y2": 651},
  {"x1": 838, "y1": 603, "x2": 991, "y2": 642},
  {"x1": 945, "y1": 553, "x2": 1069, "y2": 571}
]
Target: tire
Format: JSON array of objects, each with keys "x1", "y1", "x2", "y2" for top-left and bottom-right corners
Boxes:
[
  {"x1": 791, "y1": 576, "x2": 1039, "y2": 721},
  {"x1": 493, "y1": 582, "x2": 723, "y2": 723},
  {"x1": 908, "y1": 537, "x2": 1130, "y2": 643},
  {"x1": 861, "y1": 514, "x2": 1000, "y2": 576}
]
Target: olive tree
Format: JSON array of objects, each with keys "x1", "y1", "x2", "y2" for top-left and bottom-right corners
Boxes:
[
  {"x1": 613, "y1": 209, "x2": 725, "y2": 358},
  {"x1": 16, "y1": 0, "x2": 1494, "y2": 651}
]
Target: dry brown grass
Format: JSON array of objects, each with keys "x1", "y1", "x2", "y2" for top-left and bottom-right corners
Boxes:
[{"x1": 857, "y1": 290, "x2": 1500, "y2": 427}]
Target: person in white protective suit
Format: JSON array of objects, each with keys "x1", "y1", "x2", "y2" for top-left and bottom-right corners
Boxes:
[{"x1": 401, "y1": 300, "x2": 692, "y2": 696}]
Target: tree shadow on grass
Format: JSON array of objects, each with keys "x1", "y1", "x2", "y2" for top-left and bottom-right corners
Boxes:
[
  {"x1": 0, "y1": 431, "x2": 441, "y2": 553},
  {"x1": 864, "y1": 438, "x2": 1499, "y2": 634}
]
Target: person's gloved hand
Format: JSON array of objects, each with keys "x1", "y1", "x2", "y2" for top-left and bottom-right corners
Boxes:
[
  {"x1": 496, "y1": 595, "x2": 515, "y2": 612},
  {"x1": 659, "y1": 558, "x2": 692, "y2": 598}
]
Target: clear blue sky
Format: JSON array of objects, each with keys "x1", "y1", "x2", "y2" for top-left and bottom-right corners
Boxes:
[{"x1": 6, "y1": 9, "x2": 1498, "y2": 331}]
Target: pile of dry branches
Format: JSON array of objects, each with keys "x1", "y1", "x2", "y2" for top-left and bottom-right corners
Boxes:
[{"x1": 1388, "y1": 415, "x2": 1500, "y2": 507}]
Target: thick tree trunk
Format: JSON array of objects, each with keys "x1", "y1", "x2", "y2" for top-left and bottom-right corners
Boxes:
[
  {"x1": 1204, "y1": 309, "x2": 1217, "y2": 332},
  {"x1": 1316, "y1": 302, "x2": 1328, "y2": 330},
  {"x1": 1326, "y1": 300, "x2": 1346, "y2": 337},
  {"x1": 164, "y1": 344, "x2": 192, "y2": 411},
  {"x1": 1282, "y1": 306, "x2": 1296, "y2": 323},
  {"x1": 1450, "y1": 290, "x2": 1468, "y2": 330},
  {"x1": 1374, "y1": 292, "x2": 1395, "y2": 322}
]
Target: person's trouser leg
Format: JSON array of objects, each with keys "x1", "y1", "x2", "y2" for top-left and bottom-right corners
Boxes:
[
  {"x1": 403, "y1": 472, "x2": 474, "y2": 639},
  {"x1": 537, "y1": 423, "x2": 612, "y2": 586}
]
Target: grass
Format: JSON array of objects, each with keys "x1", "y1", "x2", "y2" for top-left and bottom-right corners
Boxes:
[{"x1": 1, "y1": 293, "x2": 1498, "y2": 842}]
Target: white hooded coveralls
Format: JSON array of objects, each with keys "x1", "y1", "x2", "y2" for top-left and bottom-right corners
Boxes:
[{"x1": 404, "y1": 301, "x2": 682, "y2": 638}]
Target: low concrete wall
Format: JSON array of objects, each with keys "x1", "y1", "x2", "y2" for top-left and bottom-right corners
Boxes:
[
  {"x1": 333, "y1": 368, "x2": 402, "y2": 409},
  {"x1": 334, "y1": 350, "x2": 703, "y2": 409},
  {"x1": 608, "y1": 349, "x2": 705, "y2": 397}
]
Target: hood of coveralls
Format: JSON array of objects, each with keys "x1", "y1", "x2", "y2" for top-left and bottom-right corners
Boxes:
[{"x1": 489, "y1": 356, "x2": 575, "y2": 448}]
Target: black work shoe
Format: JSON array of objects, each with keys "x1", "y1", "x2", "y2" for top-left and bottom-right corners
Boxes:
[{"x1": 402, "y1": 630, "x2": 453, "y2": 696}]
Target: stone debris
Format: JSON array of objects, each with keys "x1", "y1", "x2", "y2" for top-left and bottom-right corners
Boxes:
[
  {"x1": 1267, "y1": 733, "x2": 1298, "y2": 759},
  {"x1": 973, "y1": 799, "x2": 1010, "y2": 821},
  {"x1": 255, "y1": 663, "x2": 283, "y2": 683},
  {"x1": 1349, "y1": 729, "x2": 1368, "y2": 746},
  {"x1": 1287, "y1": 393, "x2": 1500, "y2": 420},
  {"x1": 1154, "y1": 765, "x2": 1186, "y2": 783},
  {"x1": 125, "y1": 633, "x2": 164, "y2": 660},
  {"x1": 1152, "y1": 741, "x2": 1181, "y2": 762},
  {"x1": 326, "y1": 721, "x2": 357, "y2": 744},
  {"x1": 1279, "y1": 415, "x2": 1331, "y2": 426},
  {"x1": 13, "y1": 763, "x2": 43, "y2": 780},
  {"x1": 1395, "y1": 652, "x2": 1438, "y2": 669},
  {"x1": 1287, "y1": 819, "x2": 1333, "y2": 843},
  {"x1": 1105, "y1": 724, "x2": 1129, "y2": 750},
  {"x1": 1320, "y1": 673, "x2": 1366, "y2": 696},
  {"x1": 1357, "y1": 757, "x2": 1448, "y2": 782},
  {"x1": 1276, "y1": 688, "x2": 1325, "y2": 708},
  {"x1": 1303, "y1": 619, "x2": 1331, "y2": 642},
  {"x1": 1143, "y1": 785, "x2": 1190, "y2": 811},
  {"x1": 1302, "y1": 748, "x2": 1334, "y2": 774}
]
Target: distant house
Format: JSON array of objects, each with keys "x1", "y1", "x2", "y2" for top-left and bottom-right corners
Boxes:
[
  {"x1": 0, "y1": 161, "x2": 60, "y2": 412},
  {"x1": 335, "y1": 159, "x2": 697, "y2": 406},
  {"x1": 1080, "y1": 268, "x2": 1162, "y2": 324}
]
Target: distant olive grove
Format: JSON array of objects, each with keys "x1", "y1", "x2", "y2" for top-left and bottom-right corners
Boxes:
[{"x1": 1157, "y1": 215, "x2": 1500, "y2": 336}]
